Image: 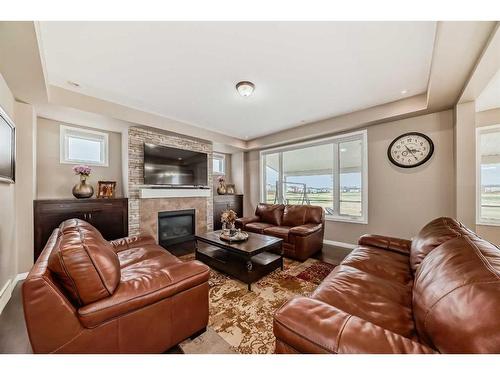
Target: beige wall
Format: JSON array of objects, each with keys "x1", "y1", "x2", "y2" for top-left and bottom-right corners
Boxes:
[
  {"x1": 230, "y1": 151, "x2": 245, "y2": 196},
  {"x1": 212, "y1": 152, "x2": 232, "y2": 192},
  {"x1": 455, "y1": 101, "x2": 477, "y2": 228},
  {"x1": 244, "y1": 110, "x2": 455, "y2": 244},
  {"x1": 0, "y1": 72, "x2": 37, "y2": 314},
  {"x1": 36, "y1": 118, "x2": 123, "y2": 199},
  {"x1": 14, "y1": 102, "x2": 36, "y2": 273},
  {"x1": 0, "y1": 72, "x2": 17, "y2": 297}
]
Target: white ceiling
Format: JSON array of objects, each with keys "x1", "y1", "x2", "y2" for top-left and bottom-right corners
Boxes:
[
  {"x1": 476, "y1": 68, "x2": 500, "y2": 112},
  {"x1": 38, "y1": 22, "x2": 436, "y2": 140}
]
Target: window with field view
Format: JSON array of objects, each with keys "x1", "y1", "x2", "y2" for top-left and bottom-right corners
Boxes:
[
  {"x1": 261, "y1": 130, "x2": 367, "y2": 223},
  {"x1": 477, "y1": 125, "x2": 500, "y2": 224}
]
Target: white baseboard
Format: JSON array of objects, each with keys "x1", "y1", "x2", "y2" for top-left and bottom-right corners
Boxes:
[
  {"x1": 14, "y1": 272, "x2": 29, "y2": 283},
  {"x1": 323, "y1": 239, "x2": 356, "y2": 249},
  {"x1": 0, "y1": 272, "x2": 29, "y2": 315}
]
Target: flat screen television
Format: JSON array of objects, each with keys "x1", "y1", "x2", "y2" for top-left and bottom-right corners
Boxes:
[
  {"x1": 0, "y1": 106, "x2": 15, "y2": 184},
  {"x1": 143, "y1": 143, "x2": 208, "y2": 187}
]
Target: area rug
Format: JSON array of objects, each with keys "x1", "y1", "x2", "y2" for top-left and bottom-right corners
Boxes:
[{"x1": 180, "y1": 254, "x2": 336, "y2": 354}]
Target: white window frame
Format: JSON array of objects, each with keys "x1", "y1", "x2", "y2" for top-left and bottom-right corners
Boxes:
[
  {"x1": 60, "y1": 125, "x2": 109, "y2": 167},
  {"x1": 476, "y1": 124, "x2": 500, "y2": 226},
  {"x1": 259, "y1": 130, "x2": 368, "y2": 224},
  {"x1": 212, "y1": 153, "x2": 226, "y2": 175}
]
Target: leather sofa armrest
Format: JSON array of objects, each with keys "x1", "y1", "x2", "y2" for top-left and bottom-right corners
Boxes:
[
  {"x1": 109, "y1": 234, "x2": 156, "y2": 253},
  {"x1": 235, "y1": 216, "x2": 260, "y2": 229},
  {"x1": 274, "y1": 297, "x2": 435, "y2": 354},
  {"x1": 289, "y1": 223, "x2": 323, "y2": 237},
  {"x1": 78, "y1": 260, "x2": 209, "y2": 328},
  {"x1": 358, "y1": 234, "x2": 411, "y2": 255}
]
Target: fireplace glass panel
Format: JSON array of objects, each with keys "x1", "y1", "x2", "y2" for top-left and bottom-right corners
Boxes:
[{"x1": 158, "y1": 209, "x2": 195, "y2": 246}]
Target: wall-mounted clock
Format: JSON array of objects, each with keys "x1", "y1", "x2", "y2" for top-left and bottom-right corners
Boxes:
[{"x1": 388, "y1": 132, "x2": 434, "y2": 168}]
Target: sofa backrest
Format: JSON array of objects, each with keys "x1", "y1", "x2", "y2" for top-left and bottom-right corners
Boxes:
[
  {"x1": 410, "y1": 217, "x2": 476, "y2": 274},
  {"x1": 255, "y1": 203, "x2": 324, "y2": 227},
  {"x1": 47, "y1": 219, "x2": 121, "y2": 306},
  {"x1": 255, "y1": 203, "x2": 284, "y2": 226},
  {"x1": 411, "y1": 217, "x2": 500, "y2": 353},
  {"x1": 282, "y1": 204, "x2": 324, "y2": 226},
  {"x1": 23, "y1": 228, "x2": 84, "y2": 353}
]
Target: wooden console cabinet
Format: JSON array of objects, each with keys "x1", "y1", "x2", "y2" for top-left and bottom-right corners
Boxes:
[
  {"x1": 213, "y1": 194, "x2": 243, "y2": 230},
  {"x1": 34, "y1": 198, "x2": 128, "y2": 261}
]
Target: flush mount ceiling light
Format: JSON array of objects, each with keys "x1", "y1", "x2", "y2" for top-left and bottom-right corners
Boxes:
[{"x1": 236, "y1": 81, "x2": 255, "y2": 97}]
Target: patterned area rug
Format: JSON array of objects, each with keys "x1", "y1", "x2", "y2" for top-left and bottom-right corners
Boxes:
[{"x1": 180, "y1": 254, "x2": 336, "y2": 354}]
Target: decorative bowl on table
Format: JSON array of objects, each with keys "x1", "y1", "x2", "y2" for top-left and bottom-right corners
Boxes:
[{"x1": 219, "y1": 229, "x2": 249, "y2": 242}]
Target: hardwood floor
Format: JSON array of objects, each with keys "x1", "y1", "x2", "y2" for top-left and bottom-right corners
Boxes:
[
  {"x1": 0, "y1": 283, "x2": 32, "y2": 354},
  {"x1": 0, "y1": 243, "x2": 351, "y2": 354}
]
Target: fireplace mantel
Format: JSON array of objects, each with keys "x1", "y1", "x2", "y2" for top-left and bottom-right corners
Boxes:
[{"x1": 140, "y1": 188, "x2": 211, "y2": 199}]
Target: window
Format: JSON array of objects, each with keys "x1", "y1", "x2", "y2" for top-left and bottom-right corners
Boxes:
[
  {"x1": 60, "y1": 125, "x2": 109, "y2": 166},
  {"x1": 260, "y1": 130, "x2": 368, "y2": 223},
  {"x1": 477, "y1": 125, "x2": 500, "y2": 225},
  {"x1": 212, "y1": 153, "x2": 225, "y2": 175}
]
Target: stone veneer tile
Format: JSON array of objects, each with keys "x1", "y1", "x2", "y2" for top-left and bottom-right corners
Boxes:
[{"x1": 128, "y1": 127, "x2": 213, "y2": 237}]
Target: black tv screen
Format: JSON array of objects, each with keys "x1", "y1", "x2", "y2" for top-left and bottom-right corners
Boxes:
[
  {"x1": 0, "y1": 107, "x2": 15, "y2": 184},
  {"x1": 143, "y1": 143, "x2": 208, "y2": 187}
]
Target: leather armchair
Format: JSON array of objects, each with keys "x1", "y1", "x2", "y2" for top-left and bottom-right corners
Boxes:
[
  {"x1": 23, "y1": 219, "x2": 210, "y2": 353},
  {"x1": 236, "y1": 203, "x2": 325, "y2": 261},
  {"x1": 274, "y1": 217, "x2": 500, "y2": 354}
]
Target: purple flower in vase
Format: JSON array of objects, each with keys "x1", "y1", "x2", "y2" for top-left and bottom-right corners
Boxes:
[{"x1": 73, "y1": 165, "x2": 91, "y2": 176}]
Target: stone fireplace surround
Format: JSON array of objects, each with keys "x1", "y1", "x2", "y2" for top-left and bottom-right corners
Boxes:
[{"x1": 128, "y1": 126, "x2": 213, "y2": 241}]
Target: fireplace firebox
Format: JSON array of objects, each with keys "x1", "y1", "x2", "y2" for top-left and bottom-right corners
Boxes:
[{"x1": 158, "y1": 209, "x2": 195, "y2": 247}]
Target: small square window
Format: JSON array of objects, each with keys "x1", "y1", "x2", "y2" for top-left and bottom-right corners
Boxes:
[
  {"x1": 213, "y1": 154, "x2": 225, "y2": 175},
  {"x1": 60, "y1": 125, "x2": 109, "y2": 166}
]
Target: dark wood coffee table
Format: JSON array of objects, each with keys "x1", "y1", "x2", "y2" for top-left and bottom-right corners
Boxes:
[{"x1": 195, "y1": 230, "x2": 283, "y2": 291}]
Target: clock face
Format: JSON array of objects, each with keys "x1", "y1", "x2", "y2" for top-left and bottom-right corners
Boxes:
[{"x1": 388, "y1": 132, "x2": 434, "y2": 168}]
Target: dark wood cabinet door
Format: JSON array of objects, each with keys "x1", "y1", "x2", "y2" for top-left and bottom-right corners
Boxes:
[
  {"x1": 87, "y1": 206, "x2": 127, "y2": 241},
  {"x1": 34, "y1": 198, "x2": 128, "y2": 262},
  {"x1": 34, "y1": 210, "x2": 86, "y2": 260},
  {"x1": 213, "y1": 195, "x2": 243, "y2": 230}
]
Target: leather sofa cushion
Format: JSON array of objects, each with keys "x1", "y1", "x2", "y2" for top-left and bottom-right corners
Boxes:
[
  {"x1": 282, "y1": 205, "x2": 324, "y2": 226},
  {"x1": 342, "y1": 245, "x2": 413, "y2": 285},
  {"x1": 255, "y1": 203, "x2": 284, "y2": 226},
  {"x1": 304, "y1": 205, "x2": 324, "y2": 224},
  {"x1": 358, "y1": 234, "x2": 411, "y2": 255},
  {"x1": 110, "y1": 235, "x2": 156, "y2": 253},
  {"x1": 312, "y1": 265, "x2": 416, "y2": 339},
  {"x1": 282, "y1": 205, "x2": 306, "y2": 226},
  {"x1": 274, "y1": 297, "x2": 435, "y2": 354},
  {"x1": 412, "y1": 235, "x2": 500, "y2": 353},
  {"x1": 263, "y1": 226, "x2": 290, "y2": 241},
  {"x1": 48, "y1": 219, "x2": 121, "y2": 306},
  {"x1": 410, "y1": 217, "x2": 477, "y2": 273},
  {"x1": 245, "y1": 222, "x2": 275, "y2": 234},
  {"x1": 289, "y1": 223, "x2": 322, "y2": 237},
  {"x1": 117, "y1": 244, "x2": 181, "y2": 268},
  {"x1": 78, "y1": 257, "x2": 209, "y2": 328}
]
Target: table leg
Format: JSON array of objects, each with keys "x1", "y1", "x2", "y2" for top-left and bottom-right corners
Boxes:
[{"x1": 246, "y1": 257, "x2": 253, "y2": 292}]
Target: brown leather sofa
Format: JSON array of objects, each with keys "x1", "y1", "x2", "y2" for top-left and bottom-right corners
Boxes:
[
  {"x1": 235, "y1": 203, "x2": 324, "y2": 261},
  {"x1": 274, "y1": 217, "x2": 500, "y2": 354},
  {"x1": 22, "y1": 219, "x2": 210, "y2": 354}
]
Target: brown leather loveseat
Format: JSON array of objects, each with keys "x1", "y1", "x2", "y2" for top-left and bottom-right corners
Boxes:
[
  {"x1": 274, "y1": 217, "x2": 500, "y2": 353},
  {"x1": 236, "y1": 203, "x2": 324, "y2": 261},
  {"x1": 23, "y1": 219, "x2": 210, "y2": 353}
]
